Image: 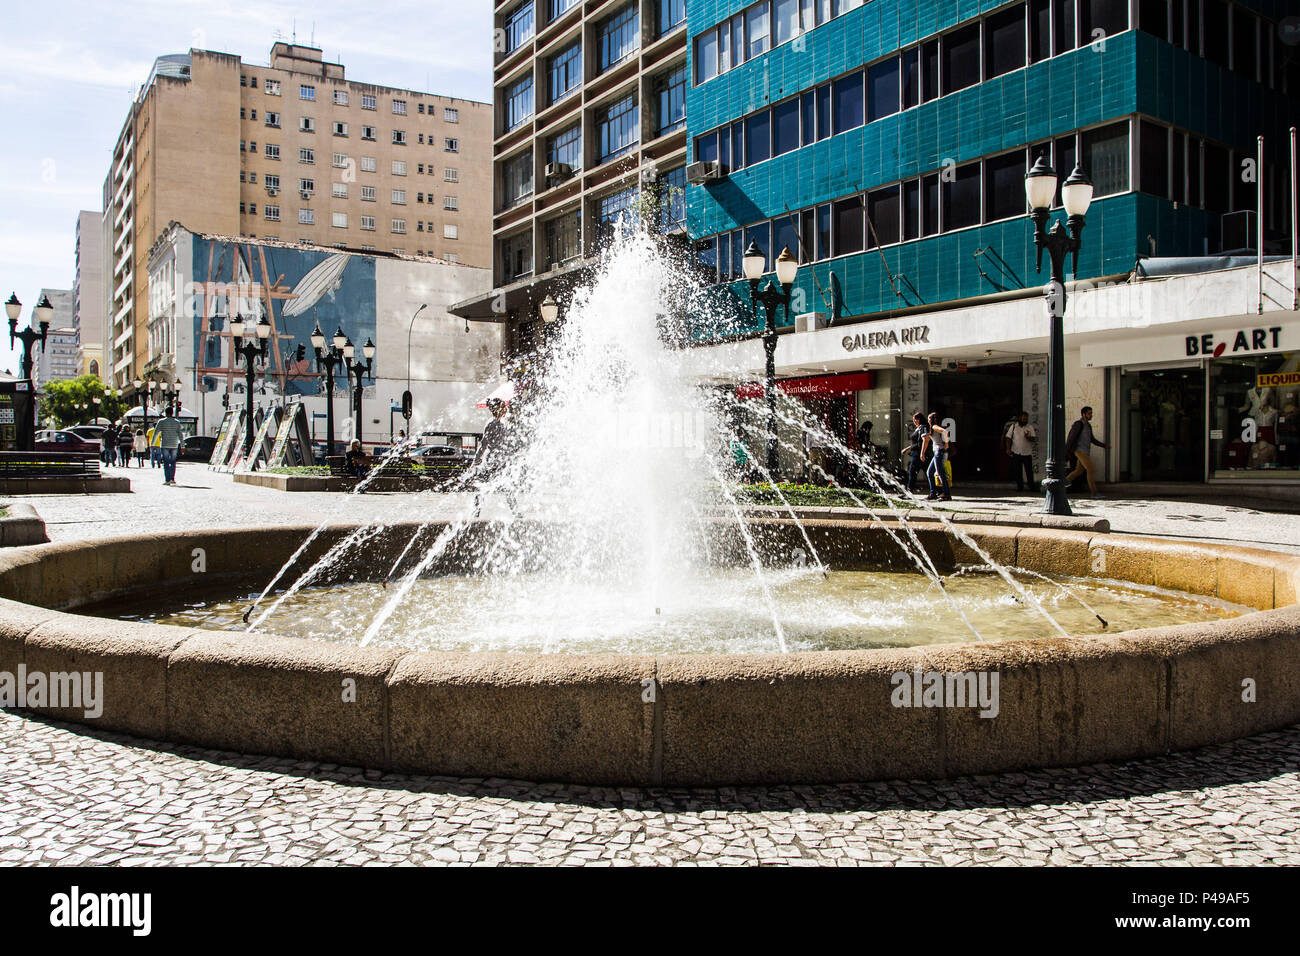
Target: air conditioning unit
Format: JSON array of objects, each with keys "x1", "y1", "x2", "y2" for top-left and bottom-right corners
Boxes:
[
  {"x1": 545, "y1": 162, "x2": 574, "y2": 181},
  {"x1": 300, "y1": 190, "x2": 312, "y2": 200},
  {"x1": 266, "y1": 187, "x2": 278, "y2": 196},
  {"x1": 794, "y1": 312, "x2": 830, "y2": 334},
  {"x1": 686, "y1": 161, "x2": 722, "y2": 184}
]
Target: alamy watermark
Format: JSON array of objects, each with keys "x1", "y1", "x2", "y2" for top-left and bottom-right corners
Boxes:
[
  {"x1": 0, "y1": 665, "x2": 103, "y2": 719},
  {"x1": 891, "y1": 668, "x2": 1000, "y2": 718}
]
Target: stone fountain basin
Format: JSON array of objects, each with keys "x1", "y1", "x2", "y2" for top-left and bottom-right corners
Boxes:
[{"x1": 1, "y1": 519, "x2": 1298, "y2": 786}]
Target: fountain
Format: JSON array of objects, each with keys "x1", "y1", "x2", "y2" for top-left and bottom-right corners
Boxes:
[{"x1": 2, "y1": 226, "x2": 1299, "y2": 785}]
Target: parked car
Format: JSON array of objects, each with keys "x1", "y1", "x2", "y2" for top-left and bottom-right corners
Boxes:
[
  {"x1": 66, "y1": 424, "x2": 107, "y2": 443},
  {"x1": 34, "y1": 429, "x2": 100, "y2": 455},
  {"x1": 411, "y1": 443, "x2": 473, "y2": 463},
  {"x1": 178, "y1": 435, "x2": 217, "y2": 462}
]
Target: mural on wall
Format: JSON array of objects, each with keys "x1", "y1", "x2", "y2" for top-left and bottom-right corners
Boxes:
[{"x1": 191, "y1": 239, "x2": 377, "y2": 397}]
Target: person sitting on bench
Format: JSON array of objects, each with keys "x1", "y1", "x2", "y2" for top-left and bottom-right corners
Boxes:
[{"x1": 345, "y1": 439, "x2": 369, "y2": 477}]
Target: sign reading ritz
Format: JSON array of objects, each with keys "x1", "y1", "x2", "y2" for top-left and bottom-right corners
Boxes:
[{"x1": 842, "y1": 326, "x2": 931, "y2": 353}]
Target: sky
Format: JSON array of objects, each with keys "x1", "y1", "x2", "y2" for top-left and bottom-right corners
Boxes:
[{"x1": 0, "y1": 0, "x2": 494, "y2": 375}]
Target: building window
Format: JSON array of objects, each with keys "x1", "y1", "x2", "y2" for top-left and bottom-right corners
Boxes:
[
  {"x1": 695, "y1": 29, "x2": 719, "y2": 84},
  {"x1": 941, "y1": 162, "x2": 981, "y2": 230},
  {"x1": 867, "y1": 59, "x2": 900, "y2": 123},
  {"x1": 943, "y1": 23, "x2": 981, "y2": 95},
  {"x1": 658, "y1": 0, "x2": 686, "y2": 37},
  {"x1": 503, "y1": 1, "x2": 535, "y2": 54},
  {"x1": 332, "y1": 212, "x2": 348, "y2": 228},
  {"x1": 1083, "y1": 121, "x2": 1131, "y2": 198},
  {"x1": 596, "y1": 94, "x2": 638, "y2": 163},
  {"x1": 656, "y1": 165, "x2": 687, "y2": 232},
  {"x1": 360, "y1": 216, "x2": 376, "y2": 231},
  {"x1": 265, "y1": 144, "x2": 281, "y2": 160},
  {"x1": 833, "y1": 72, "x2": 863, "y2": 135},
  {"x1": 984, "y1": 150, "x2": 1027, "y2": 222},
  {"x1": 299, "y1": 148, "x2": 315, "y2": 164},
  {"x1": 265, "y1": 205, "x2": 280, "y2": 222},
  {"x1": 502, "y1": 151, "x2": 534, "y2": 205},
  {"x1": 300, "y1": 85, "x2": 315, "y2": 101},
  {"x1": 1080, "y1": 0, "x2": 1129, "y2": 45},
  {"x1": 265, "y1": 80, "x2": 281, "y2": 96},
  {"x1": 444, "y1": 167, "x2": 459, "y2": 182},
  {"x1": 362, "y1": 185, "x2": 377, "y2": 201},
  {"x1": 597, "y1": 185, "x2": 638, "y2": 243},
  {"x1": 504, "y1": 74, "x2": 534, "y2": 130},
  {"x1": 443, "y1": 196, "x2": 458, "y2": 210},
  {"x1": 1139, "y1": 120, "x2": 1170, "y2": 199},
  {"x1": 393, "y1": 99, "x2": 407, "y2": 115},
  {"x1": 265, "y1": 111, "x2": 281, "y2": 127},
  {"x1": 393, "y1": 130, "x2": 407, "y2": 145},
  {"x1": 361, "y1": 93, "x2": 377, "y2": 110},
  {"x1": 984, "y1": 5, "x2": 1027, "y2": 80},
  {"x1": 299, "y1": 177, "x2": 315, "y2": 194},
  {"x1": 300, "y1": 117, "x2": 315, "y2": 133},
  {"x1": 333, "y1": 121, "x2": 348, "y2": 136},
  {"x1": 597, "y1": 4, "x2": 639, "y2": 73},
  {"x1": 392, "y1": 189, "x2": 407, "y2": 204},
  {"x1": 299, "y1": 209, "x2": 315, "y2": 224},
  {"x1": 334, "y1": 90, "x2": 349, "y2": 106},
  {"x1": 500, "y1": 230, "x2": 532, "y2": 282},
  {"x1": 832, "y1": 198, "x2": 863, "y2": 256},
  {"x1": 547, "y1": 125, "x2": 582, "y2": 170},
  {"x1": 444, "y1": 224, "x2": 458, "y2": 239},
  {"x1": 265, "y1": 174, "x2": 280, "y2": 190},
  {"x1": 392, "y1": 160, "x2": 408, "y2": 176},
  {"x1": 361, "y1": 156, "x2": 377, "y2": 172},
  {"x1": 746, "y1": 4, "x2": 771, "y2": 59},
  {"x1": 445, "y1": 138, "x2": 459, "y2": 152},
  {"x1": 655, "y1": 63, "x2": 688, "y2": 137},
  {"x1": 549, "y1": 0, "x2": 580, "y2": 23},
  {"x1": 392, "y1": 219, "x2": 407, "y2": 234},
  {"x1": 331, "y1": 153, "x2": 347, "y2": 169},
  {"x1": 544, "y1": 210, "x2": 581, "y2": 265},
  {"x1": 362, "y1": 125, "x2": 377, "y2": 140},
  {"x1": 547, "y1": 42, "x2": 582, "y2": 105}
]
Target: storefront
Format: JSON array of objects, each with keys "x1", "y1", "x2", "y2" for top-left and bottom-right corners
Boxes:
[{"x1": 1083, "y1": 318, "x2": 1300, "y2": 483}]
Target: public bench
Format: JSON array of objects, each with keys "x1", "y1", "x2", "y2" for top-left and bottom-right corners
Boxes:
[{"x1": 0, "y1": 451, "x2": 101, "y2": 479}]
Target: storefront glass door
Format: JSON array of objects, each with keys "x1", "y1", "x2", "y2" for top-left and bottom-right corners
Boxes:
[{"x1": 1118, "y1": 367, "x2": 1205, "y2": 482}]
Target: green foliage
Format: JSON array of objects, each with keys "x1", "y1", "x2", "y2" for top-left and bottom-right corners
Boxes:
[
  {"x1": 733, "y1": 482, "x2": 901, "y2": 508},
  {"x1": 38, "y1": 375, "x2": 127, "y2": 428},
  {"x1": 262, "y1": 466, "x2": 331, "y2": 476}
]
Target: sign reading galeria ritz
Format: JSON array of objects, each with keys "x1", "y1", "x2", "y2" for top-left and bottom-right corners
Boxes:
[
  {"x1": 842, "y1": 326, "x2": 931, "y2": 352},
  {"x1": 1081, "y1": 320, "x2": 1298, "y2": 369}
]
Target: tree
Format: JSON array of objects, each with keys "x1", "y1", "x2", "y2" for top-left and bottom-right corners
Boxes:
[{"x1": 38, "y1": 375, "x2": 127, "y2": 428}]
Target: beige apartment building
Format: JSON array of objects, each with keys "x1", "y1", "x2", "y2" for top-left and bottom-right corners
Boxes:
[
  {"x1": 103, "y1": 43, "x2": 491, "y2": 392},
  {"x1": 450, "y1": 0, "x2": 689, "y2": 357}
]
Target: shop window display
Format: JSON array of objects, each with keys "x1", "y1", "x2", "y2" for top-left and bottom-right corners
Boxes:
[{"x1": 1209, "y1": 353, "x2": 1300, "y2": 473}]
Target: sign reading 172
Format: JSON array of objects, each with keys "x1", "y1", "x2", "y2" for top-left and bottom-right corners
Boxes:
[{"x1": 1186, "y1": 326, "x2": 1282, "y2": 357}]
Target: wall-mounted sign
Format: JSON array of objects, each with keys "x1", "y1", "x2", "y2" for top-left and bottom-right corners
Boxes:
[
  {"x1": 1186, "y1": 326, "x2": 1283, "y2": 358},
  {"x1": 842, "y1": 325, "x2": 930, "y2": 353}
]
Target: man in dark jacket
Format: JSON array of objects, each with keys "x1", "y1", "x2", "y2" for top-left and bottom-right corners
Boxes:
[{"x1": 1064, "y1": 406, "x2": 1107, "y2": 497}]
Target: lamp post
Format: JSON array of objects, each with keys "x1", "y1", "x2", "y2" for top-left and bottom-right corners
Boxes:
[
  {"x1": 742, "y1": 244, "x2": 798, "y2": 479},
  {"x1": 6, "y1": 293, "x2": 52, "y2": 383},
  {"x1": 403, "y1": 303, "x2": 428, "y2": 432},
  {"x1": 133, "y1": 377, "x2": 152, "y2": 435},
  {"x1": 1024, "y1": 156, "x2": 1094, "y2": 516},
  {"x1": 344, "y1": 338, "x2": 375, "y2": 445},
  {"x1": 311, "y1": 324, "x2": 346, "y2": 455},
  {"x1": 230, "y1": 314, "x2": 270, "y2": 454}
]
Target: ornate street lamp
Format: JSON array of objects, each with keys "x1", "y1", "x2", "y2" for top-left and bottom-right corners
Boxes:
[
  {"x1": 743, "y1": 244, "x2": 799, "y2": 479},
  {"x1": 230, "y1": 314, "x2": 270, "y2": 454},
  {"x1": 539, "y1": 295, "x2": 559, "y2": 324},
  {"x1": 311, "y1": 322, "x2": 346, "y2": 456},
  {"x1": 1025, "y1": 156, "x2": 1094, "y2": 516},
  {"x1": 344, "y1": 337, "x2": 376, "y2": 443},
  {"x1": 7, "y1": 293, "x2": 52, "y2": 383}
]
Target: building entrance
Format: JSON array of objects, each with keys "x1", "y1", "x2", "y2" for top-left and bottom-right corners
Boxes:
[
  {"x1": 1119, "y1": 366, "x2": 1205, "y2": 482},
  {"x1": 927, "y1": 362, "x2": 1023, "y2": 483}
]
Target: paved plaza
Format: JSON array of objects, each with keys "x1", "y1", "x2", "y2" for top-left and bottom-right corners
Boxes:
[{"x1": 3, "y1": 463, "x2": 1299, "y2": 866}]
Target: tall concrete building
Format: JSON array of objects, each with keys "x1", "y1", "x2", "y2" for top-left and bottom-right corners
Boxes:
[
  {"x1": 33, "y1": 289, "x2": 77, "y2": 389},
  {"x1": 103, "y1": 42, "x2": 491, "y2": 397},
  {"x1": 450, "y1": 0, "x2": 691, "y2": 357},
  {"x1": 74, "y1": 211, "x2": 106, "y2": 380}
]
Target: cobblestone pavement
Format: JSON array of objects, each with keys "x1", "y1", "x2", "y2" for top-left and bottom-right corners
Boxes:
[
  {"x1": 1, "y1": 711, "x2": 1297, "y2": 865},
  {"x1": 18, "y1": 461, "x2": 1300, "y2": 554}
]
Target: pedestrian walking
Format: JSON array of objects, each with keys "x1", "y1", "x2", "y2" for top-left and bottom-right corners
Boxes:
[
  {"x1": 473, "y1": 398, "x2": 517, "y2": 513},
  {"x1": 906, "y1": 411, "x2": 928, "y2": 494},
  {"x1": 102, "y1": 424, "x2": 117, "y2": 466},
  {"x1": 132, "y1": 428, "x2": 148, "y2": 467},
  {"x1": 154, "y1": 410, "x2": 184, "y2": 485},
  {"x1": 1065, "y1": 405, "x2": 1108, "y2": 497},
  {"x1": 148, "y1": 425, "x2": 162, "y2": 468},
  {"x1": 1003, "y1": 410, "x2": 1038, "y2": 492},
  {"x1": 923, "y1": 412, "x2": 952, "y2": 501}
]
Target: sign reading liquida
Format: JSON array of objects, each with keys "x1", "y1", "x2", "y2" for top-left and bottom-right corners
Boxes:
[{"x1": 1259, "y1": 370, "x2": 1300, "y2": 388}]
